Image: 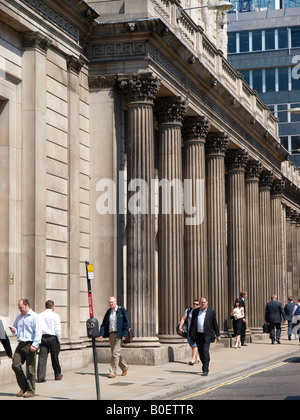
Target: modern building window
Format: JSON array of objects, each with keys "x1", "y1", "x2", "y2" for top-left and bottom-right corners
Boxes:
[
  {"x1": 266, "y1": 68, "x2": 276, "y2": 92},
  {"x1": 228, "y1": 32, "x2": 236, "y2": 53},
  {"x1": 278, "y1": 67, "x2": 289, "y2": 91},
  {"x1": 240, "y1": 31, "x2": 249, "y2": 52},
  {"x1": 291, "y1": 135, "x2": 300, "y2": 152},
  {"x1": 277, "y1": 104, "x2": 288, "y2": 122},
  {"x1": 265, "y1": 29, "x2": 275, "y2": 50},
  {"x1": 291, "y1": 103, "x2": 300, "y2": 122},
  {"x1": 253, "y1": 69, "x2": 262, "y2": 92},
  {"x1": 280, "y1": 136, "x2": 289, "y2": 150},
  {"x1": 241, "y1": 70, "x2": 250, "y2": 84},
  {"x1": 252, "y1": 30, "x2": 262, "y2": 51},
  {"x1": 291, "y1": 27, "x2": 300, "y2": 47},
  {"x1": 278, "y1": 28, "x2": 288, "y2": 49},
  {"x1": 292, "y1": 72, "x2": 300, "y2": 90}
]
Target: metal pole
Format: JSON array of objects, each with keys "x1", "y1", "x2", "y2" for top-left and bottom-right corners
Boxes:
[{"x1": 85, "y1": 261, "x2": 101, "y2": 400}]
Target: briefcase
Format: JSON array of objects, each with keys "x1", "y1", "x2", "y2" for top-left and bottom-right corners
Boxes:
[{"x1": 262, "y1": 323, "x2": 270, "y2": 333}]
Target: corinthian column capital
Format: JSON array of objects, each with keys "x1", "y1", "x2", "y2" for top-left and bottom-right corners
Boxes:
[
  {"x1": 154, "y1": 96, "x2": 187, "y2": 125},
  {"x1": 205, "y1": 132, "x2": 229, "y2": 156},
  {"x1": 245, "y1": 160, "x2": 263, "y2": 181},
  {"x1": 118, "y1": 72, "x2": 160, "y2": 104},
  {"x1": 226, "y1": 149, "x2": 249, "y2": 172},
  {"x1": 271, "y1": 178, "x2": 286, "y2": 197},
  {"x1": 182, "y1": 116, "x2": 211, "y2": 144},
  {"x1": 259, "y1": 170, "x2": 274, "y2": 190}
]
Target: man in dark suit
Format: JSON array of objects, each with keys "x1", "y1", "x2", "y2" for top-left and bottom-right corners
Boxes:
[
  {"x1": 265, "y1": 294, "x2": 286, "y2": 344},
  {"x1": 189, "y1": 297, "x2": 221, "y2": 376},
  {"x1": 284, "y1": 297, "x2": 296, "y2": 340}
]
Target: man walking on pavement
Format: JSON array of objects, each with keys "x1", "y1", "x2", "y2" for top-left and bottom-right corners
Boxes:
[
  {"x1": 284, "y1": 297, "x2": 295, "y2": 340},
  {"x1": 10, "y1": 298, "x2": 41, "y2": 398},
  {"x1": 37, "y1": 300, "x2": 63, "y2": 382},
  {"x1": 265, "y1": 294, "x2": 287, "y2": 344},
  {"x1": 189, "y1": 297, "x2": 221, "y2": 376},
  {"x1": 239, "y1": 290, "x2": 247, "y2": 346}
]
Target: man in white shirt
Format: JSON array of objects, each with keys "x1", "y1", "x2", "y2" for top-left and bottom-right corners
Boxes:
[
  {"x1": 37, "y1": 300, "x2": 63, "y2": 382},
  {"x1": 10, "y1": 298, "x2": 41, "y2": 398}
]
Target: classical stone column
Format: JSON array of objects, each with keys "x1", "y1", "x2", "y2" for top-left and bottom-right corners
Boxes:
[
  {"x1": 182, "y1": 116, "x2": 210, "y2": 305},
  {"x1": 290, "y1": 210, "x2": 298, "y2": 299},
  {"x1": 245, "y1": 160, "x2": 262, "y2": 330},
  {"x1": 205, "y1": 132, "x2": 229, "y2": 332},
  {"x1": 21, "y1": 32, "x2": 51, "y2": 311},
  {"x1": 155, "y1": 96, "x2": 187, "y2": 342},
  {"x1": 270, "y1": 178, "x2": 285, "y2": 303},
  {"x1": 296, "y1": 213, "x2": 300, "y2": 299},
  {"x1": 119, "y1": 73, "x2": 160, "y2": 346},
  {"x1": 259, "y1": 169, "x2": 274, "y2": 323},
  {"x1": 226, "y1": 149, "x2": 248, "y2": 310}
]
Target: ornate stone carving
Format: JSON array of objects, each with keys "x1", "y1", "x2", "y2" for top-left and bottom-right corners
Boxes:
[
  {"x1": 155, "y1": 96, "x2": 187, "y2": 124},
  {"x1": 205, "y1": 132, "x2": 229, "y2": 156},
  {"x1": 21, "y1": 32, "x2": 51, "y2": 52},
  {"x1": 259, "y1": 170, "x2": 274, "y2": 190},
  {"x1": 118, "y1": 73, "x2": 160, "y2": 104},
  {"x1": 245, "y1": 160, "x2": 263, "y2": 180},
  {"x1": 271, "y1": 178, "x2": 286, "y2": 196},
  {"x1": 66, "y1": 55, "x2": 84, "y2": 74},
  {"x1": 182, "y1": 116, "x2": 211, "y2": 143},
  {"x1": 226, "y1": 149, "x2": 249, "y2": 172}
]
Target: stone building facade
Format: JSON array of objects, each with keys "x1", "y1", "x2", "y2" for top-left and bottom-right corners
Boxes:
[{"x1": 0, "y1": 0, "x2": 299, "y2": 379}]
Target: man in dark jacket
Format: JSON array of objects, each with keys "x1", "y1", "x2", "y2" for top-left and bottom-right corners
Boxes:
[
  {"x1": 284, "y1": 297, "x2": 296, "y2": 340},
  {"x1": 265, "y1": 294, "x2": 286, "y2": 344},
  {"x1": 99, "y1": 296, "x2": 129, "y2": 378},
  {"x1": 0, "y1": 319, "x2": 13, "y2": 358},
  {"x1": 189, "y1": 297, "x2": 221, "y2": 376}
]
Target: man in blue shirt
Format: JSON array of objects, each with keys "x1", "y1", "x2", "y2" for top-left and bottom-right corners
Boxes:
[{"x1": 10, "y1": 298, "x2": 41, "y2": 398}]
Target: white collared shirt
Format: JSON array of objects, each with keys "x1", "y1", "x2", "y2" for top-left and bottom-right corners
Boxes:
[
  {"x1": 197, "y1": 309, "x2": 207, "y2": 333},
  {"x1": 109, "y1": 307, "x2": 118, "y2": 332},
  {"x1": 39, "y1": 309, "x2": 61, "y2": 342}
]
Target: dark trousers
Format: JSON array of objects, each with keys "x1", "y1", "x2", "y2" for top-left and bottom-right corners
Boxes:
[
  {"x1": 195, "y1": 332, "x2": 210, "y2": 373},
  {"x1": 37, "y1": 335, "x2": 61, "y2": 380},
  {"x1": 269, "y1": 323, "x2": 281, "y2": 341},
  {"x1": 241, "y1": 320, "x2": 246, "y2": 344},
  {"x1": 12, "y1": 342, "x2": 36, "y2": 393}
]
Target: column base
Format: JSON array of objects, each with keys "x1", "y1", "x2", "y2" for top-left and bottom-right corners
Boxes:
[
  {"x1": 123, "y1": 336, "x2": 161, "y2": 348},
  {"x1": 157, "y1": 334, "x2": 187, "y2": 344}
]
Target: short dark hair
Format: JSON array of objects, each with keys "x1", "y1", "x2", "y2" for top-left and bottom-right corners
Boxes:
[{"x1": 45, "y1": 300, "x2": 55, "y2": 309}]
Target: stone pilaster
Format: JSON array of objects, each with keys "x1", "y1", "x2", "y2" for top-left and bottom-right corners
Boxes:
[
  {"x1": 285, "y1": 207, "x2": 294, "y2": 298},
  {"x1": 270, "y1": 178, "x2": 285, "y2": 303},
  {"x1": 182, "y1": 116, "x2": 210, "y2": 305},
  {"x1": 205, "y1": 132, "x2": 229, "y2": 332},
  {"x1": 226, "y1": 149, "x2": 248, "y2": 310},
  {"x1": 155, "y1": 96, "x2": 187, "y2": 342},
  {"x1": 259, "y1": 169, "x2": 274, "y2": 324},
  {"x1": 245, "y1": 160, "x2": 262, "y2": 330},
  {"x1": 290, "y1": 210, "x2": 298, "y2": 299},
  {"x1": 67, "y1": 56, "x2": 84, "y2": 343},
  {"x1": 119, "y1": 72, "x2": 160, "y2": 346},
  {"x1": 21, "y1": 32, "x2": 51, "y2": 311}
]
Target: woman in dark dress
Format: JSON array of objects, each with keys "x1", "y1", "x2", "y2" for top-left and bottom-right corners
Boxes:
[{"x1": 231, "y1": 299, "x2": 245, "y2": 348}]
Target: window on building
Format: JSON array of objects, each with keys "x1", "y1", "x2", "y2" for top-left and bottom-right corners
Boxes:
[
  {"x1": 252, "y1": 31, "x2": 262, "y2": 51},
  {"x1": 280, "y1": 136, "x2": 289, "y2": 150},
  {"x1": 291, "y1": 135, "x2": 300, "y2": 153},
  {"x1": 240, "y1": 32, "x2": 249, "y2": 52},
  {"x1": 277, "y1": 104, "x2": 288, "y2": 122},
  {"x1": 291, "y1": 103, "x2": 300, "y2": 122},
  {"x1": 266, "y1": 68, "x2": 275, "y2": 92},
  {"x1": 278, "y1": 67, "x2": 289, "y2": 91},
  {"x1": 265, "y1": 30, "x2": 275, "y2": 50},
  {"x1": 252, "y1": 69, "x2": 262, "y2": 92},
  {"x1": 278, "y1": 28, "x2": 288, "y2": 49},
  {"x1": 292, "y1": 72, "x2": 300, "y2": 90},
  {"x1": 240, "y1": 70, "x2": 250, "y2": 84},
  {"x1": 228, "y1": 33, "x2": 236, "y2": 53},
  {"x1": 291, "y1": 27, "x2": 300, "y2": 48}
]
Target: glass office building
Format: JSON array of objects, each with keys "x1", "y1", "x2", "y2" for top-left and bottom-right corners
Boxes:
[{"x1": 227, "y1": 7, "x2": 300, "y2": 166}]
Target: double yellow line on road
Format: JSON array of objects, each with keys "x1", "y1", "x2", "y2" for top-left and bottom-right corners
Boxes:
[{"x1": 175, "y1": 361, "x2": 289, "y2": 400}]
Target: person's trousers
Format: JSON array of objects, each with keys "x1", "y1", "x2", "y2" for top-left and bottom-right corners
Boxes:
[
  {"x1": 108, "y1": 332, "x2": 128, "y2": 375},
  {"x1": 195, "y1": 332, "x2": 210, "y2": 373},
  {"x1": 37, "y1": 334, "x2": 61, "y2": 380},
  {"x1": 12, "y1": 342, "x2": 36, "y2": 393},
  {"x1": 269, "y1": 323, "x2": 281, "y2": 341},
  {"x1": 241, "y1": 320, "x2": 246, "y2": 344}
]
